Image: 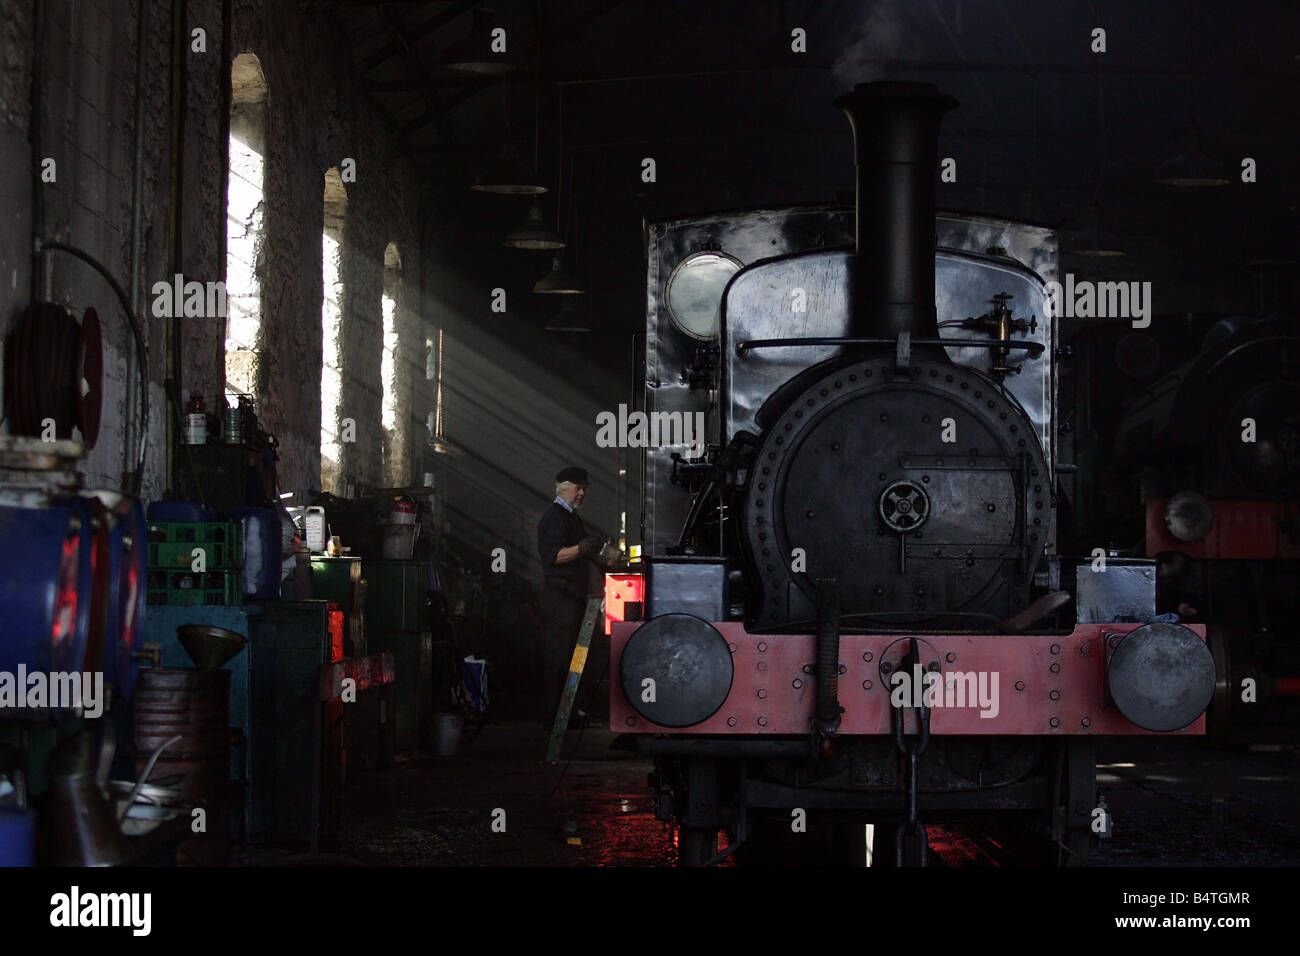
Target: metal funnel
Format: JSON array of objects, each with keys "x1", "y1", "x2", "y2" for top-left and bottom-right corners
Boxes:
[{"x1": 176, "y1": 625, "x2": 246, "y2": 671}]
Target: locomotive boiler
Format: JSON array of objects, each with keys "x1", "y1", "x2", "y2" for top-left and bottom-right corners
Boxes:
[{"x1": 608, "y1": 81, "x2": 1217, "y2": 865}]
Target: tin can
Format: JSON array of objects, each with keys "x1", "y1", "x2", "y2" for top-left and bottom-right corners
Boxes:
[
  {"x1": 185, "y1": 395, "x2": 206, "y2": 445},
  {"x1": 222, "y1": 405, "x2": 242, "y2": 444},
  {"x1": 391, "y1": 499, "x2": 417, "y2": 525}
]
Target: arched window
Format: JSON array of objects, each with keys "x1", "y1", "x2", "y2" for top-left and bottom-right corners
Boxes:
[
  {"x1": 225, "y1": 53, "x2": 267, "y2": 400},
  {"x1": 381, "y1": 242, "x2": 402, "y2": 483},
  {"x1": 320, "y1": 166, "x2": 349, "y2": 494}
]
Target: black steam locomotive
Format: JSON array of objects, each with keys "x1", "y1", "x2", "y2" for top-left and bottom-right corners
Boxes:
[
  {"x1": 1107, "y1": 269, "x2": 1300, "y2": 743},
  {"x1": 609, "y1": 82, "x2": 1217, "y2": 865}
]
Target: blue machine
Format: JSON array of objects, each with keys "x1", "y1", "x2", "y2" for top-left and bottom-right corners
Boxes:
[{"x1": 0, "y1": 503, "x2": 84, "y2": 675}]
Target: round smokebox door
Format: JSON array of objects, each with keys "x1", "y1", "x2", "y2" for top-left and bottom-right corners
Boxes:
[
  {"x1": 620, "y1": 613, "x2": 733, "y2": 728},
  {"x1": 1107, "y1": 622, "x2": 1216, "y2": 732}
]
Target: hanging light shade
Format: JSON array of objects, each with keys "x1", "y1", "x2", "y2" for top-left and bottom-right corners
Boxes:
[
  {"x1": 1066, "y1": 228, "x2": 1127, "y2": 257},
  {"x1": 443, "y1": 8, "x2": 523, "y2": 75},
  {"x1": 504, "y1": 201, "x2": 564, "y2": 249},
  {"x1": 1063, "y1": 201, "x2": 1126, "y2": 258},
  {"x1": 1156, "y1": 151, "x2": 1229, "y2": 187},
  {"x1": 430, "y1": 437, "x2": 464, "y2": 457},
  {"x1": 533, "y1": 254, "x2": 584, "y2": 294},
  {"x1": 471, "y1": 151, "x2": 547, "y2": 195},
  {"x1": 544, "y1": 299, "x2": 590, "y2": 332}
]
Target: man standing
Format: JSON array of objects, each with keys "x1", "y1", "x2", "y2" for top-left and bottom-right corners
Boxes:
[{"x1": 537, "y1": 466, "x2": 604, "y2": 726}]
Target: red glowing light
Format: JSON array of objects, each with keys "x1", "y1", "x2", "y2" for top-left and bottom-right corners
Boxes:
[
  {"x1": 51, "y1": 529, "x2": 80, "y2": 647},
  {"x1": 604, "y1": 573, "x2": 644, "y2": 636}
]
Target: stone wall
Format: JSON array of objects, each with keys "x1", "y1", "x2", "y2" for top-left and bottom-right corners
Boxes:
[{"x1": 0, "y1": 0, "x2": 425, "y2": 501}]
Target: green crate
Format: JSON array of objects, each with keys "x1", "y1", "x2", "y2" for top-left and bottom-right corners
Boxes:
[
  {"x1": 147, "y1": 521, "x2": 242, "y2": 570},
  {"x1": 147, "y1": 569, "x2": 243, "y2": 606}
]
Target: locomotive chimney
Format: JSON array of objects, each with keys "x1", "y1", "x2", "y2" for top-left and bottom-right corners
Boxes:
[{"x1": 834, "y1": 81, "x2": 958, "y2": 344}]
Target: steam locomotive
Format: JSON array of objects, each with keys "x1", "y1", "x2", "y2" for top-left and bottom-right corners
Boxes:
[
  {"x1": 1107, "y1": 267, "x2": 1300, "y2": 743},
  {"x1": 606, "y1": 82, "x2": 1218, "y2": 866}
]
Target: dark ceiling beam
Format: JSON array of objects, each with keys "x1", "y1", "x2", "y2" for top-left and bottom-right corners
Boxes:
[
  {"x1": 377, "y1": 6, "x2": 460, "y2": 147},
  {"x1": 664, "y1": 0, "x2": 771, "y2": 58},
  {"x1": 398, "y1": 83, "x2": 480, "y2": 139},
  {"x1": 356, "y1": 0, "x2": 477, "y2": 74},
  {"x1": 363, "y1": 75, "x2": 533, "y2": 94},
  {"x1": 551, "y1": 57, "x2": 1291, "y2": 86}
]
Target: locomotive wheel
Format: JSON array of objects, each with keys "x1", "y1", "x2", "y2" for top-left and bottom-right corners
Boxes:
[{"x1": 677, "y1": 826, "x2": 719, "y2": 866}]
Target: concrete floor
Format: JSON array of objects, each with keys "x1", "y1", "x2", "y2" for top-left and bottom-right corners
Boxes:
[{"x1": 322, "y1": 722, "x2": 1300, "y2": 867}]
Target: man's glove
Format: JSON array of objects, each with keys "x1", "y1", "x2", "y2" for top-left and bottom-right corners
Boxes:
[{"x1": 577, "y1": 535, "x2": 604, "y2": 557}]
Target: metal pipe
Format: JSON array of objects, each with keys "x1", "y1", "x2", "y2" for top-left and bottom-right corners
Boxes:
[
  {"x1": 815, "y1": 578, "x2": 841, "y2": 726},
  {"x1": 126, "y1": 0, "x2": 150, "y2": 489},
  {"x1": 834, "y1": 81, "x2": 957, "y2": 344},
  {"x1": 165, "y1": 0, "x2": 189, "y2": 493},
  {"x1": 29, "y1": 0, "x2": 47, "y2": 303}
]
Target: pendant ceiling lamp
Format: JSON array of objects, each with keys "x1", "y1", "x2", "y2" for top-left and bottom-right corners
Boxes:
[
  {"x1": 1157, "y1": 1, "x2": 1227, "y2": 188},
  {"x1": 533, "y1": 254, "x2": 583, "y2": 295},
  {"x1": 504, "y1": 201, "x2": 564, "y2": 249},
  {"x1": 1068, "y1": 62, "x2": 1125, "y2": 257},
  {"x1": 1156, "y1": 149, "x2": 1229, "y2": 188},
  {"x1": 443, "y1": 7, "x2": 523, "y2": 76},
  {"x1": 472, "y1": 149, "x2": 547, "y2": 195},
  {"x1": 544, "y1": 298, "x2": 590, "y2": 332}
]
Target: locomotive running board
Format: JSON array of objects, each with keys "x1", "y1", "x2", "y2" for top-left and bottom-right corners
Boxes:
[{"x1": 609, "y1": 622, "x2": 1208, "y2": 736}]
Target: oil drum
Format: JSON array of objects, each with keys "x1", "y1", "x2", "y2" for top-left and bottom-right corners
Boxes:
[{"x1": 134, "y1": 667, "x2": 232, "y2": 864}]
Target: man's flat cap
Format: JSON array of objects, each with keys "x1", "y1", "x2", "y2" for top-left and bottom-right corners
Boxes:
[{"x1": 555, "y1": 466, "x2": 589, "y2": 485}]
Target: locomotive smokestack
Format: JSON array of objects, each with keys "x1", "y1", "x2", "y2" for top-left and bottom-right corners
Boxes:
[{"x1": 834, "y1": 81, "x2": 957, "y2": 343}]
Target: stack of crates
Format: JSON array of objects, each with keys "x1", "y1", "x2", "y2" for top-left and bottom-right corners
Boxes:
[{"x1": 146, "y1": 521, "x2": 243, "y2": 605}]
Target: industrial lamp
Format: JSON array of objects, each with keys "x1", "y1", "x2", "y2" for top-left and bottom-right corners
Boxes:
[
  {"x1": 533, "y1": 254, "x2": 584, "y2": 294},
  {"x1": 544, "y1": 298, "x2": 590, "y2": 332},
  {"x1": 471, "y1": 149, "x2": 547, "y2": 195},
  {"x1": 1156, "y1": 150, "x2": 1229, "y2": 188},
  {"x1": 504, "y1": 201, "x2": 564, "y2": 249},
  {"x1": 443, "y1": 8, "x2": 522, "y2": 75}
]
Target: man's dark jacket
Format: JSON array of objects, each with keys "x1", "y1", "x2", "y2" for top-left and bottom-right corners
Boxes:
[{"x1": 537, "y1": 501, "x2": 588, "y2": 598}]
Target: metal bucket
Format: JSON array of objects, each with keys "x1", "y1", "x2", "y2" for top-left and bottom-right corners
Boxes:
[
  {"x1": 380, "y1": 523, "x2": 417, "y2": 560},
  {"x1": 431, "y1": 712, "x2": 463, "y2": 757}
]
